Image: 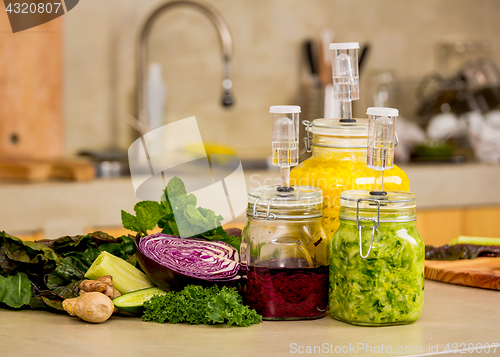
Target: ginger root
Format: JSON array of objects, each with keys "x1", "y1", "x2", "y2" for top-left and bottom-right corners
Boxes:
[
  {"x1": 110, "y1": 288, "x2": 121, "y2": 314},
  {"x1": 62, "y1": 297, "x2": 80, "y2": 316},
  {"x1": 97, "y1": 276, "x2": 114, "y2": 298},
  {"x1": 96, "y1": 275, "x2": 113, "y2": 285},
  {"x1": 111, "y1": 288, "x2": 121, "y2": 299},
  {"x1": 65, "y1": 275, "x2": 122, "y2": 320},
  {"x1": 63, "y1": 293, "x2": 114, "y2": 323},
  {"x1": 73, "y1": 292, "x2": 114, "y2": 323},
  {"x1": 80, "y1": 275, "x2": 118, "y2": 299},
  {"x1": 78, "y1": 280, "x2": 107, "y2": 293}
]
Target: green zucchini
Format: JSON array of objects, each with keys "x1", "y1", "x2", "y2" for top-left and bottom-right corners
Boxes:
[{"x1": 113, "y1": 287, "x2": 167, "y2": 315}]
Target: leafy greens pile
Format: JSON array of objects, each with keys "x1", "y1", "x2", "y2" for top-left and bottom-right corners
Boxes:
[
  {"x1": 0, "y1": 231, "x2": 135, "y2": 310},
  {"x1": 121, "y1": 177, "x2": 240, "y2": 251},
  {"x1": 425, "y1": 244, "x2": 500, "y2": 260},
  {"x1": 142, "y1": 284, "x2": 261, "y2": 327}
]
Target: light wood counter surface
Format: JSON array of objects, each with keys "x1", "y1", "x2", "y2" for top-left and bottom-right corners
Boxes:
[{"x1": 0, "y1": 280, "x2": 498, "y2": 357}]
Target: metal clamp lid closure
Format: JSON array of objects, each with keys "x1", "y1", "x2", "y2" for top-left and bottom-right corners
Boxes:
[
  {"x1": 356, "y1": 198, "x2": 380, "y2": 259},
  {"x1": 252, "y1": 197, "x2": 277, "y2": 221},
  {"x1": 299, "y1": 120, "x2": 313, "y2": 158}
]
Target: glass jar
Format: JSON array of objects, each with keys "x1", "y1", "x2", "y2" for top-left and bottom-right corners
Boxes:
[
  {"x1": 329, "y1": 190, "x2": 424, "y2": 326},
  {"x1": 241, "y1": 185, "x2": 329, "y2": 320},
  {"x1": 290, "y1": 118, "x2": 410, "y2": 239}
]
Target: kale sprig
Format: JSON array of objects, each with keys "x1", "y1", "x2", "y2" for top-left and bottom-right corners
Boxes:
[{"x1": 142, "y1": 285, "x2": 261, "y2": 327}]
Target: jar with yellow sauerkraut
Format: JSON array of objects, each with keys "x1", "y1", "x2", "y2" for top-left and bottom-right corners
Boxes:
[{"x1": 290, "y1": 118, "x2": 410, "y2": 238}]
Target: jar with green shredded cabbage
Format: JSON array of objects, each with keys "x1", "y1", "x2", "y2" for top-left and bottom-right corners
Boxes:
[
  {"x1": 290, "y1": 118, "x2": 410, "y2": 239},
  {"x1": 329, "y1": 191, "x2": 424, "y2": 326}
]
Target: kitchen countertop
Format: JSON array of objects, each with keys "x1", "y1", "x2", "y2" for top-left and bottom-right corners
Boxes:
[
  {"x1": 1, "y1": 163, "x2": 500, "y2": 237},
  {"x1": 0, "y1": 280, "x2": 498, "y2": 357}
]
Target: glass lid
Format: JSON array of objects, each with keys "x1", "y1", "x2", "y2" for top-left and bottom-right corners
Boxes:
[
  {"x1": 340, "y1": 190, "x2": 415, "y2": 210},
  {"x1": 247, "y1": 185, "x2": 323, "y2": 220},
  {"x1": 248, "y1": 185, "x2": 322, "y2": 207},
  {"x1": 310, "y1": 118, "x2": 369, "y2": 137}
]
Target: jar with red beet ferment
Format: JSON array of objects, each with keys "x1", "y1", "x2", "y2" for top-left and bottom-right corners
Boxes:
[{"x1": 240, "y1": 185, "x2": 329, "y2": 320}]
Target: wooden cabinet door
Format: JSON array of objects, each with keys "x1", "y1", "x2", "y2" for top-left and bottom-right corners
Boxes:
[
  {"x1": 464, "y1": 207, "x2": 500, "y2": 238},
  {"x1": 0, "y1": 6, "x2": 62, "y2": 159},
  {"x1": 416, "y1": 206, "x2": 500, "y2": 246},
  {"x1": 416, "y1": 208, "x2": 463, "y2": 246}
]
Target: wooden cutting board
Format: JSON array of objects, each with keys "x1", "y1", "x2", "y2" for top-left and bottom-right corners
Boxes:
[
  {"x1": 0, "y1": 6, "x2": 63, "y2": 159},
  {"x1": 0, "y1": 157, "x2": 95, "y2": 181},
  {"x1": 425, "y1": 257, "x2": 500, "y2": 290}
]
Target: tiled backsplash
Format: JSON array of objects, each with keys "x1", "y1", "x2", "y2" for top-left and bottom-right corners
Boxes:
[{"x1": 64, "y1": 0, "x2": 500, "y2": 160}]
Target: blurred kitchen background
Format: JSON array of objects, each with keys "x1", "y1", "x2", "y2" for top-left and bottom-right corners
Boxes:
[{"x1": 1, "y1": 0, "x2": 500, "y2": 243}]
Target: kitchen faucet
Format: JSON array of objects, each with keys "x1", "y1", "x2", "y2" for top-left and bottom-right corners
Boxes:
[{"x1": 136, "y1": 0, "x2": 234, "y2": 129}]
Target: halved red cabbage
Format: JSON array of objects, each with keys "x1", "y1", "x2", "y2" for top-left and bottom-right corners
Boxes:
[{"x1": 135, "y1": 234, "x2": 240, "y2": 291}]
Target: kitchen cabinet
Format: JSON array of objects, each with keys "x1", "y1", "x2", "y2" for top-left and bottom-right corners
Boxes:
[
  {"x1": 463, "y1": 206, "x2": 500, "y2": 238},
  {"x1": 0, "y1": 9, "x2": 63, "y2": 158},
  {"x1": 416, "y1": 206, "x2": 500, "y2": 246}
]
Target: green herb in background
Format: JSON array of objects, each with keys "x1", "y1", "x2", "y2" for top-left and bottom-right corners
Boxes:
[
  {"x1": 142, "y1": 285, "x2": 262, "y2": 327},
  {"x1": 121, "y1": 177, "x2": 241, "y2": 251},
  {"x1": 121, "y1": 201, "x2": 164, "y2": 237}
]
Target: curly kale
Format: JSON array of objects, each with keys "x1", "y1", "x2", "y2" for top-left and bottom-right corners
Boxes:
[{"x1": 142, "y1": 285, "x2": 261, "y2": 327}]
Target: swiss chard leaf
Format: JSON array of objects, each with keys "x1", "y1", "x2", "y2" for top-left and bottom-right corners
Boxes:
[
  {"x1": 425, "y1": 244, "x2": 500, "y2": 260},
  {"x1": 30, "y1": 290, "x2": 68, "y2": 311},
  {"x1": 37, "y1": 231, "x2": 124, "y2": 256},
  {"x1": 0, "y1": 232, "x2": 61, "y2": 287},
  {"x1": 45, "y1": 257, "x2": 86, "y2": 290},
  {"x1": 51, "y1": 280, "x2": 81, "y2": 301},
  {"x1": 0, "y1": 245, "x2": 18, "y2": 275},
  {"x1": 1, "y1": 232, "x2": 61, "y2": 270},
  {"x1": 0, "y1": 272, "x2": 32, "y2": 309}
]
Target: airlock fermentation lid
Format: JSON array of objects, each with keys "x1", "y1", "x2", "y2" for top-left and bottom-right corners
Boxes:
[
  {"x1": 339, "y1": 190, "x2": 416, "y2": 222},
  {"x1": 247, "y1": 185, "x2": 323, "y2": 220},
  {"x1": 329, "y1": 42, "x2": 360, "y2": 50},
  {"x1": 270, "y1": 105, "x2": 301, "y2": 114},
  {"x1": 366, "y1": 107, "x2": 399, "y2": 117}
]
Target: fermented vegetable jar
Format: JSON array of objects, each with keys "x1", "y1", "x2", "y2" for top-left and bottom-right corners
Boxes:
[
  {"x1": 290, "y1": 118, "x2": 410, "y2": 239},
  {"x1": 241, "y1": 185, "x2": 329, "y2": 320},
  {"x1": 329, "y1": 190, "x2": 424, "y2": 326}
]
